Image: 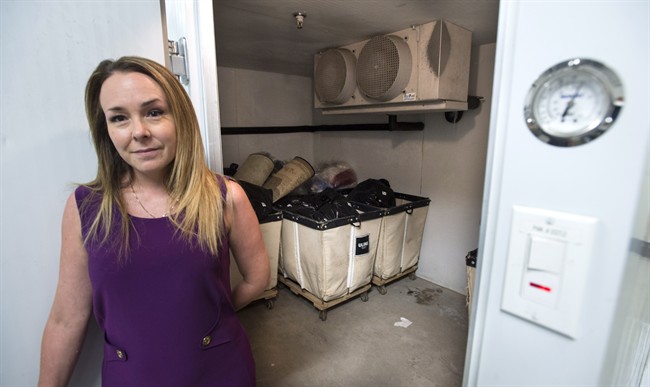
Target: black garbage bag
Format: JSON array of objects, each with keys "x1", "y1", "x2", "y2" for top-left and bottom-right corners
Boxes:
[
  {"x1": 346, "y1": 178, "x2": 396, "y2": 208},
  {"x1": 276, "y1": 188, "x2": 358, "y2": 221},
  {"x1": 223, "y1": 163, "x2": 238, "y2": 177},
  {"x1": 275, "y1": 192, "x2": 324, "y2": 216},
  {"x1": 466, "y1": 248, "x2": 478, "y2": 268},
  {"x1": 312, "y1": 189, "x2": 358, "y2": 221},
  {"x1": 236, "y1": 179, "x2": 274, "y2": 222}
]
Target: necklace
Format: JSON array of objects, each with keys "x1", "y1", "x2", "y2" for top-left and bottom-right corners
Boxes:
[{"x1": 130, "y1": 183, "x2": 177, "y2": 218}]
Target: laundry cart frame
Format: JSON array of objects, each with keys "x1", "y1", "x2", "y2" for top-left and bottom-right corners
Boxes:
[
  {"x1": 278, "y1": 203, "x2": 383, "y2": 321},
  {"x1": 367, "y1": 192, "x2": 430, "y2": 294}
]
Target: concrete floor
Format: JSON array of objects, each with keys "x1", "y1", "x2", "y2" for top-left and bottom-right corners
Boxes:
[{"x1": 237, "y1": 276, "x2": 469, "y2": 387}]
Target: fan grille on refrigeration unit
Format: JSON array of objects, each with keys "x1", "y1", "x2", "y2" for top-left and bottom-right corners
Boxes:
[
  {"x1": 314, "y1": 48, "x2": 356, "y2": 104},
  {"x1": 356, "y1": 35, "x2": 412, "y2": 101}
]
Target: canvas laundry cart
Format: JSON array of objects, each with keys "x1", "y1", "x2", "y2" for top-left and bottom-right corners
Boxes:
[
  {"x1": 371, "y1": 193, "x2": 430, "y2": 294},
  {"x1": 278, "y1": 204, "x2": 383, "y2": 321},
  {"x1": 230, "y1": 211, "x2": 282, "y2": 309}
]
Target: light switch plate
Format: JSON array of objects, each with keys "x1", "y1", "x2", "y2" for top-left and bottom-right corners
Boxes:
[
  {"x1": 501, "y1": 205, "x2": 598, "y2": 338},
  {"x1": 528, "y1": 235, "x2": 565, "y2": 273}
]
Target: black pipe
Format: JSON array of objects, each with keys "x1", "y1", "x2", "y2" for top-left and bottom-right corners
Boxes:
[
  {"x1": 221, "y1": 96, "x2": 484, "y2": 135},
  {"x1": 221, "y1": 115, "x2": 424, "y2": 135}
]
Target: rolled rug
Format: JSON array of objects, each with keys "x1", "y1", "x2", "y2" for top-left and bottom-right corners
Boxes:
[
  {"x1": 263, "y1": 156, "x2": 315, "y2": 202},
  {"x1": 233, "y1": 153, "x2": 275, "y2": 186}
]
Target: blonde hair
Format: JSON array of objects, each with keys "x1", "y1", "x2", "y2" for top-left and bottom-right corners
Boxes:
[{"x1": 83, "y1": 56, "x2": 225, "y2": 259}]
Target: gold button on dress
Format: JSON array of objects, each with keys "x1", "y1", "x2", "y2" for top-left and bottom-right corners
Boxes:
[{"x1": 202, "y1": 335, "x2": 212, "y2": 346}]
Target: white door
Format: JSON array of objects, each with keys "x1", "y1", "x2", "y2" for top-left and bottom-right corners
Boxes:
[
  {"x1": 0, "y1": 1, "x2": 216, "y2": 385},
  {"x1": 164, "y1": 0, "x2": 223, "y2": 173},
  {"x1": 463, "y1": 1, "x2": 649, "y2": 386}
]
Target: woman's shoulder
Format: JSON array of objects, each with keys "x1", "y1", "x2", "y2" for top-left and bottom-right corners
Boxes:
[
  {"x1": 221, "y1": 177, "x2": 251, "y2": 207},
  {"x1": 73, "y1": 184, "x2": 104, "y2": 214},
  {"x1": 212, "y1": 173, "x2": 235, "y2": 195},
  {"x1": 74, "y1": 184, "x2": 99, "y2": 201},
  {"x1": 213, "y1": 172, "x2": 234, "y2": 183}
]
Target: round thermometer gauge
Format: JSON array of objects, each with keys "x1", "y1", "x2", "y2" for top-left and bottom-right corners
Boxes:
[{"x1": 524, "y1": 58, "x2": 624, "y2": 147}]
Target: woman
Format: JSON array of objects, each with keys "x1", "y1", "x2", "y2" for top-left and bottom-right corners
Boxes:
[{"x1": 38, "y1": 56, "x2": 269, "y2": 386}]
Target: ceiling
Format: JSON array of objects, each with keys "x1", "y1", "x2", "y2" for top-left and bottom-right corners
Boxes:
[{"x1": 212, "y1": 0, "x2": 501, "y2": 78}]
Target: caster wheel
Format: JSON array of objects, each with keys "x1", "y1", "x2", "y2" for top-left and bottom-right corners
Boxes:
[
  {"x1": 409, "y1": 272, "x2": 416, "y2": 280},
  {"x1": 266, "y1": 299, "x2": 275, "y2": 310},
  {"x1": 319, "y1": 310, "x2": 327, "y2": 321},
  {"x1": 378, "y1": 285, "x2": 387, "y2": 295},
  {"x1": 360, "y1": 292, "x2": 369, "y2": 302}
]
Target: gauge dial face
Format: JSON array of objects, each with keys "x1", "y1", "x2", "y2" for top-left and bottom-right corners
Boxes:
[{"x1": 524, "y1": 58, "x2": 624, "y2": 147}]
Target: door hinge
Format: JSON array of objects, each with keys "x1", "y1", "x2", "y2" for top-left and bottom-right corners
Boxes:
[{"x1": 168, "y1": 37, "x2": 189, "y2": 85}]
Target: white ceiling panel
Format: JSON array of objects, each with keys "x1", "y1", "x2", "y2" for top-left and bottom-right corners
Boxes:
[{"x1": 213, "y1": 0, "x2": 500, "y2": 77}]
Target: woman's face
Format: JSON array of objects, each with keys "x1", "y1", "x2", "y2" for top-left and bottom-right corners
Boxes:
[{"x1": 100, "y1": 71, "x2": 177, "y2": 181}]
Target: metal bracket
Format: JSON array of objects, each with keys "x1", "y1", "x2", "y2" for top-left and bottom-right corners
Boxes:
[
  {"x1": 444, "y1": 95, "x2": 485, "y2": 123},
  {"x1": 168, "y1": 37, "x2": 189, "y2": 85}
]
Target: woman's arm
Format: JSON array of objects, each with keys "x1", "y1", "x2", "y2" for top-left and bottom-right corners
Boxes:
[
  {"x1": 38, "y1": 193, "x2": 93, "y2": 387},
  {"x1": 225, "y1": 180, "x2": 270, "y2": 311}
]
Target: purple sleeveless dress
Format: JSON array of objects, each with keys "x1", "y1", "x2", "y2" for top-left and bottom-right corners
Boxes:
[{"x1": 75, "y1": 178, "x2": 256, "y2": 387}]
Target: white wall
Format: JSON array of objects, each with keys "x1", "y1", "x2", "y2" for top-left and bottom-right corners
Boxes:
[
  {"x1": 219, "y1": 67, "x2": 316, "y2": 164},
  {"x1": 0, "y1": 2, "x2": 165, "y2": 385},
  {"x1": 465, "y1": 2, "x2": 649, "y2": 385},
  {"x1": 415, "y1": 43, "x2": 494, "y2": 292},
  {"x1": 217, "y1": 44, "x2": 496, "y2": 294}
]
